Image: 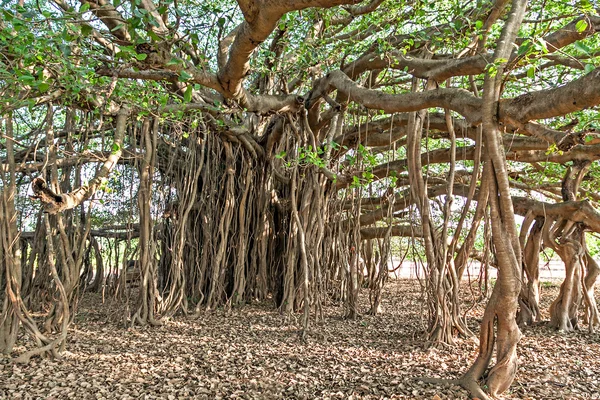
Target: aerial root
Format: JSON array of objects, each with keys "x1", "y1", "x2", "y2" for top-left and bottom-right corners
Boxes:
[
  {"x1": 13, "y1": 338, "x2": 62, "y2": 364},
  {"x1": 415, "y1": 376, "x2": 491, "y2": 400}
]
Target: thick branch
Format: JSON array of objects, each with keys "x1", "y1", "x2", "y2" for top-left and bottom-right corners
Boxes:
[
  {"x1": 81, "y1": 0, "x2": 131, "y2": 43},
  {"x1": 360, "y1": 224, "x2": 423, "y2": 239},
  {"x1": 218, "y1": 0, "x2": 361, "y2": 100}
]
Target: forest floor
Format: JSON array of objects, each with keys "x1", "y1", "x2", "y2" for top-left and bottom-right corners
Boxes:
[{"x1": 2, "y1": 280, "x2": 600, "y2": 399}]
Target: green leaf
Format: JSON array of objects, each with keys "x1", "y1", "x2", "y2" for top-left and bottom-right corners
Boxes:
[
  {"x1": 111, "y1": 142, "x2": 121, "y2": 153},
  {"x1": 475, "y1": 20, "x2": 483, "y2": 29},
  {"x1": 217, "y1": 17, "x2": 226, "y2": 28},
  {"x1": 574, "y1": 41, "x2": 591, "y2": 55},
  {"x1": 81, "y1": 24, "x2": 93, "y2": 36},
  {"x1": 517, "y1": 40, "x2": 531, "y2": 56},
  {"x1": 18, "y1": 74, "x2": 35, "y2": 84},
  {"x1": 37, "y1": 82, "x2": 50, "y2": 93},
  {"x1": 148, "y1": 17, "x2": 160, "y2": 27},
  {"x1": 184, "y1": 85, "x2": 192, "y2": 102},
  {"x1": 148, "y1": 31, "x2": 160, "y2": 41},
  {"x1": 586, "y1": 134, "x2": 595, "y2": 143},
  {"x1": 536, "y1": 37, "x2": 548, "y2": 53},
  {"x1": 2, "y1": 9, "x2": 14, "y2": 21},
  {"x1": 576, "y1": 20, "x2": 588, "y2": 33},
  {"x1": 584, "y1": 64, "x2": 595, "y2": 74},
  {"x1": 527, "y1": 66, "x2": 535, "y2": 79},
  {"x1": 80, "y1": 2, "x2": 90, "y2": 12},
  {"x1": 178, "y1": 70, "x2": 193, "y2": 82},
  {"x1": 135, "y1": 53, "x2": 148, "y2": 61}
]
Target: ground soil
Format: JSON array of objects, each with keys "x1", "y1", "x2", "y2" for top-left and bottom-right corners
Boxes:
[{"x1": 1, "y1": 279, "x2": 599, "y2": 399}]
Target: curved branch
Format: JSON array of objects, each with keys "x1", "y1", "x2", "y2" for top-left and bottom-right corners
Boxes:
[
  {"x1": 307, "y1": 70, "x2": 483, "y2": 122},
  {"x1": 81, "y1": 0, "x2": 131, "y2": 43},
  {"x1": 218, "y1": 0, "x2": 361, "y2": 100},
  {"x1": 31, "y1": 107, "x2": 130, "y2": 214}
]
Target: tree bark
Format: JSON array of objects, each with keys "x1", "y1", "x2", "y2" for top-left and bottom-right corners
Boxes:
[{"x1": 461, "y1": 0, "x2": 527, "y2": 397}]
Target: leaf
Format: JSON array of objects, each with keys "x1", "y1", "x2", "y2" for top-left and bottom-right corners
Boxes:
[
  {"x1": 110, "y1": 23, "x2": 124, "y2": 32},
  {"x1": 475, "y1": 20, "x2": 483, "y2": 29},
  {"x1": 184, "y1": 85, "x2": 193, "y2": 103},
  {"x1": 527, "y1": 66, "x2": 535, "y2": 79},
  {"x1": 576, "y1": 20, "x2": 588, "y2": 33},
  {"x1": 37, "y1": 82, "x2": 50, "y2": 93},
  {"x1": 179, "y1": 70, "x2": 193, "y2": 82},
  {"x1": 517, "y1": 40, "x2": 532, "y2": 56},
  {"x1": 111, "y1": 142, "x2": 121, "y2": 153},
  {"x1": 536, "y1": 37, "x2": 548, "y2": 53},
  {"x1": 585, "y1": 64, "x2": 595, "y2": 74},
  {"x1": 574, "y1": 41, "x2": 591, "y2": 55},
  {"x1": 166, "y1": 58, "x2": 181, "y2": 66},
  {"x1": 18, "y1": 74, "x2": 35, "y2": 84},
  {"x1": 80, "y1": 24, "x2": 93, "y2": 36},
  {"x1": 148, "y1": 17, "x2": 160, "y2": 27},
  {"x1": 135, "y1": 53, "x2": 148, "y2": 61}
]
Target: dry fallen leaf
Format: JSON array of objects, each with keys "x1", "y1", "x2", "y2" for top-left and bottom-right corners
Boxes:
[{"x1": 0, "y1": 281, "x2": 597, "y2": 400}]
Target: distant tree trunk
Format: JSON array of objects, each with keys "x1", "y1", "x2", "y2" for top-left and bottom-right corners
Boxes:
[
  {"x1": 406, "y1": 79, "x2": 467, "y2": 345},
  {"x1": 543, "y1": 161, "x2": 591, "y2": 331},
  {"x1": 132, "y1": 118, "x2": 161, "y2": 326},
  {"x1": 582, "y1": 246, "x2": 600, "y2": 331},
  {"x1": 546, "y1": 223, "x2": 584, "y2": 331},
  {"x1": 518, "y1": 216, "x2": 544, "y2": 326},
  {"x1": 88, "y1": 237, "x2": 104, "y2": 292},
  {"x1": 368, "y1": 238, "x2": 389, "y2": 316}
]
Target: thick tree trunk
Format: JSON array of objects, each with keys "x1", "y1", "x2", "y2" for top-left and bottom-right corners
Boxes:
[
  {"x1": 544, "y1": 161, "x2": 591, "y2": 331},
  {"x1": 461, "y1": 1, "x2": 527, "y2": 398},
  {"x1": 546, "y1": 224, "x2": 584, "y2": 331},
  {"x1": 517, "y1": 217, "x2": 544, "y2": 326}
]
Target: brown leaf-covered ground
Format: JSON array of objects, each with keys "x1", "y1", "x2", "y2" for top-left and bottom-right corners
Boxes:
[{"x1": 1, "y1": 280, "x2": 599, "y2": 399}]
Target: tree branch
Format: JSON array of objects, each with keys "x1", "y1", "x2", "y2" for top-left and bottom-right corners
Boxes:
[{"x1": 31, "y1": 107, "x2": 130, "y2": 214}]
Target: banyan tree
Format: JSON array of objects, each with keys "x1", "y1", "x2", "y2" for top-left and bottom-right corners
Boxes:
[{"x1": 2, "y1": 0, "x2": 600, "y2": 397}]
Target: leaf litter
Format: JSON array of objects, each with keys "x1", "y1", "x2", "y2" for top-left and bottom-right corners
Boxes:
[{"x1": 1, "y1": 280, "x2": 598, "y2": 399}]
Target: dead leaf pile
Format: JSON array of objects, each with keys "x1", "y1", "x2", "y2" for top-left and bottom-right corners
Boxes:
[{"x1": 1, "y1": 280, "x2": 598, "y2": 399}]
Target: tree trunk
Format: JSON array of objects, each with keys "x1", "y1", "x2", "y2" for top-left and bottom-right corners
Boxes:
[
  {"x1": 461, "y1": 1, "x2": 527, "y2": 397},
  {"x1": 517, "y1": 217, "x2": 544, "y2": 326},
  {"x1": 132, "y1": 118, "x2": 161, "y2": 326},
  {"x1": 0, "y1": 114, "x2": 21, "y2": 354},
  {"x1": 582, "y1": 247, "x2": 600, "y2": 331}
]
